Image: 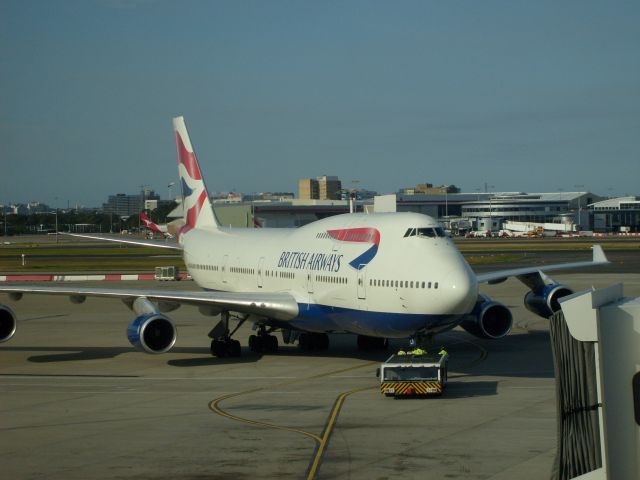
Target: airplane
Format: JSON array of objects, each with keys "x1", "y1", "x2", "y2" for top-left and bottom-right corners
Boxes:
[
  {"x1": 0, "y1": 116, "x2": 610, "y2": 357},
  {"x1": 140, "y1": 211, "x2": 174, "y2": 238}
]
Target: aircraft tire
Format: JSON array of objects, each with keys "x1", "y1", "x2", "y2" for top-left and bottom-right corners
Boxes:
[
  {"x1": 211, "y1": 339, "x2": 227, "y2": 358},
  {"x1": 314, "y1": 333, "x2": 329, "y2": 350},
  {"x1": 267, "y1": 335, "x2": 278, "y2": 352},
  {"x1": 249, "y1": 335, "x2": 259, "y2": 352},
  {"x1": 298, "y1": 333, "x2": 312, "y2": 351},
  {"x1": 228, "y1": 339, "x2": 241, "y2": 357}
]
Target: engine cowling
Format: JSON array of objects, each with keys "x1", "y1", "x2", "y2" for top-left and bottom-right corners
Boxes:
[
  {"x1": 0, "y1": 305, "x2": 17, "y2": 343},
  {"x1": 524, "y1": 284, "x2": 574, "y2": 318},
  {"x1": 127, "y1": 314, "x2": 177, "y2": 354},
  {"x1": 460, "y1": 295, "x2": 513, "y2": 340}
]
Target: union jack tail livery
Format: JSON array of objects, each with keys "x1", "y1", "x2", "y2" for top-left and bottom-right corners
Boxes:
[{"x1": 173, "y1": 116, "x2": 220, "y2": 237}]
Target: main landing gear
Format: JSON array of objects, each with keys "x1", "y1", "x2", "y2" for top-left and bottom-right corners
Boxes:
[
  {"x1": 248, "y1": 325, "x2": 279, "y2": 353},
  {"x1": 208, "y1": 313, "x2": 280, "y2": 357},
  {"x1": 208, "y1": 311, "x2": 243, "y2": 358},
  {"x1": 298, "y1": 333, "x2": 329, "y2": 351},
  {"x1": 356, "y1": 334, "x2": 389, "y2": 351}
]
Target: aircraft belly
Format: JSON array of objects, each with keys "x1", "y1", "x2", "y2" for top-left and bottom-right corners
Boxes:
[{"x1": 293, "y1": 303, "x2": 463, "y2": 338}]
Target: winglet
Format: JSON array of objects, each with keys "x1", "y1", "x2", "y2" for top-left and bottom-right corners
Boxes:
[
  {"x1": 592, "y1": 244, "x2": 608, "y2": 264},
  {"x1": 173, "y1": 116, "x2": 220, "y2": 236}
]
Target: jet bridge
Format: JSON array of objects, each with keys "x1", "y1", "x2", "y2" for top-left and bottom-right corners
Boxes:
[{"x1": 550, "y1": 284, "x2": 640, "y2": 480}]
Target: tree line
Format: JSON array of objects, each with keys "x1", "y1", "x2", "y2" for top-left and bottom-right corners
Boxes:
[{"x1": 1, "y1": 202, "x2": 177, "y2": 235}]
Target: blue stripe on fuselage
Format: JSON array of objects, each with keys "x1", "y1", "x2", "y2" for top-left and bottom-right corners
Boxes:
[
  {"x1": 291, "y1": 303, "x2": 462, "y2": 338},
  {"x1": 348, "y1": 244, "x2": 378, "y2": 270}
]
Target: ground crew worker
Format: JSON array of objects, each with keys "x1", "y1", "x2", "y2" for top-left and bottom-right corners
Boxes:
[{"x1": 397, "y1": 349, "x2": 407, "y2": 355}]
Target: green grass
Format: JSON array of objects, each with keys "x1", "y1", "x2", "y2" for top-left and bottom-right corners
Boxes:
[
  {"x1": 454, "y1": 238, "x2": 640, "y2": 252},
  {"x1": 0, "y1": 243, "x2": 184, "y2": 273},
  {"x1": 0, "y1": 245, "x2": 172, "y2": 257},
  {"x1": 464, "y1": 253, "x2": 528, "y2": 265}
]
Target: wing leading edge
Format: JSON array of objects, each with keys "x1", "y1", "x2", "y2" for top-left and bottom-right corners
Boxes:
[
  {"x1": 61, "y1": 233, "x2": 183, "y2": 250},
  {"x1": 0, "y1": 285, "x2": 298, "y2": 322},
  {"x1": 475, "y1": 244, "x2": 609, "y2": 285}
]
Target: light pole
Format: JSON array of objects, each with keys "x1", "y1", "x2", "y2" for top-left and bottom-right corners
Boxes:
[
  {"x1": 486, "y1": 184, "x2": 495, "y2": 233},
  {"x1": 574, "y1": 184, "x2": 585, "y2": 229},
  {"x1": 167, "y1": 182, "x2": 175, "y2": 202},
  {"x1": 445, "y1": 187, "x2": 448, "y2": 218},
  {"x1": 54, "y1": 197, "x2": 59, "y2": 244}
]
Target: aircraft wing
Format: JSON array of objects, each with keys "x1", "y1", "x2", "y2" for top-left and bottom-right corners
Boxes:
[
  {"x1": 475, "y1": 244, "x2": 609, "y2": 285},
  {"x1": 0, "y1": 285, "x2": 299, "y2": 321},
  {"x1": 61, "y1": 233, "x2": 182, "y2": 250}
]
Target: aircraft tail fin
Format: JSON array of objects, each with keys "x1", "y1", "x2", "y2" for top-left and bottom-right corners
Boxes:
[
  {"x1": 173, "y1": 116, "x2": 220, "y2": 235},
  {"x1": 140, "y1": 212, "x2": 162, "y2": 234}
]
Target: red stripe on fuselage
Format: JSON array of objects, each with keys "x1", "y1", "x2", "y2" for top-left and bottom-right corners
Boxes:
[{"x1": 327, "y1": 227, "x2": 380, "y2": 245}]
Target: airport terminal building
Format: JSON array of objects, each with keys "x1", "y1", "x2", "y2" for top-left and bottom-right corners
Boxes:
[{"x1": 590, "y1": 196, "x2": 640, "y2": 233}]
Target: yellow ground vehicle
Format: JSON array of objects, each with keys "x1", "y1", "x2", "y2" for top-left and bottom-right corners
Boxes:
[{"x1": 378, "y1": 352, "x2": 449, "y2": 397}]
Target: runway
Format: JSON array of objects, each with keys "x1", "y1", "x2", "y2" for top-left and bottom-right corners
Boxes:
[{"x1": 1, "y1": 272, "x2": 639, "y2": 479}]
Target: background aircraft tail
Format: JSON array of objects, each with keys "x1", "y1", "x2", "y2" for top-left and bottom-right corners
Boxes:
[
  {"x1": 173, "y1": 116, "x2": 220, "y2": 235},
  {"x1": 140, "y1": 212, "x2": 163, "y2": 234}
]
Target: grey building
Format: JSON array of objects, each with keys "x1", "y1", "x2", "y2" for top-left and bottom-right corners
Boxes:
[
  {"x1": 590, "y1": 196, "x2": 640, "y2": 233},
  {"x1": 102, "y1": 190, "x2": 160, "y2": 217}
]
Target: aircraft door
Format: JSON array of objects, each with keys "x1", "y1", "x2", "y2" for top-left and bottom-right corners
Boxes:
[
  {"x1": 357, "y1": 266, "x2": 367, "y2": 300},
  {"x1": 257, "y1": 257, "x2": 265, "y2": 288},
  {"x1": 222, "y1": 255, "x2": 229, "y2": 283},
  {"x1": 306, "y1": 266, "x2": 314, "y2": 294}
]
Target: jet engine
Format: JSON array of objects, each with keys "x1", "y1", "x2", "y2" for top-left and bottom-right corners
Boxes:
[
  {"x1": 0, "y1": 305, "x2": 17, "y2": 343},
  {"x1": 460, "y1": 294, "x2": 513, "y2": 340},
  {"x1": 524, "y1": 284, "x2": 574, "y2": 318},
  {"x1": 125, "y1": 296, "x2": 177, "y2": 353},
  {"x1": 126, "y1": 313, "x2": 177, "y2": 354}
]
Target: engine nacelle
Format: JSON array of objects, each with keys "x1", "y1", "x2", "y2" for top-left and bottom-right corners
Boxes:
[
  {"x1": 0, "y1": 305, "x2": 17, "y2": 343},
  {"x1": 460, "y1": 295, "x2": 513, "y2": 340},
  {"x1": 524, "y1": 284, "x2": 574, "y2": 318},
  {"x1": 127, "y1": 314, "x2": 177, "y2": 354}
]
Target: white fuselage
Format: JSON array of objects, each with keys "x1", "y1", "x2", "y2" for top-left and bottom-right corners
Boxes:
[{"x1": 182, "y1": 212, "x2": 478, "y2": 338}]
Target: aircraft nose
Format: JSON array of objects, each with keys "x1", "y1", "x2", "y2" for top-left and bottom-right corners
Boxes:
[{"x1": 443, "y1": 263, "x2": 478, "y2": 314}]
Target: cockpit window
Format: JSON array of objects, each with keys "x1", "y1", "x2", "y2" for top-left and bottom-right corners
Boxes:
[{"x1": 404, "y1": 227, "x2": 446, "y2": 238}]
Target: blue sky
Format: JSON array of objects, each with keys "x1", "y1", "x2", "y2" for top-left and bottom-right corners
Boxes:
[{"x1": 1, "y1": 0, "x2": 639, "y2": 207}]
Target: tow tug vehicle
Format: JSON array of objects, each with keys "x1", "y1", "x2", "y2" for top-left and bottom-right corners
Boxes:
[{"x1": 377, "y1": 350, "x2": 449, "y2": 398}]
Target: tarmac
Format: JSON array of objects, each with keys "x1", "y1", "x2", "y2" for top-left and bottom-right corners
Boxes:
[{"x1": 1, "y1": 271, "x2": 639, "y2": 479}]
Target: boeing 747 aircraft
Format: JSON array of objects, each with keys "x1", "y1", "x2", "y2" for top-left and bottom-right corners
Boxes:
[{"x1": 0, "y1": 117, "x2": 609, "y2": 357}]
